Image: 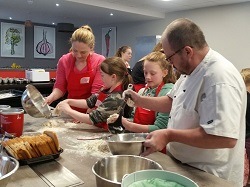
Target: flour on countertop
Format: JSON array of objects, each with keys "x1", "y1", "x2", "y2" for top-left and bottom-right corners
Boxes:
[
  {"x1": 42, "y1": 119, "x2": 66, "y2": 127},
  {"x1": 28, "y1": 119, "x2": 79, "y2": 133},
  {"x1": 64, "y1": 122, "x2": 79, "y2": 128},
  {"x1": 63, "y1": 137, "x2": 111, "y2": 158}
]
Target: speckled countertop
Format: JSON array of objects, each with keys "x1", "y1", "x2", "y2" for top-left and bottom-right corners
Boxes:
[{"x1": 5, "y1": 114, "x2": 235, "y2": 187}]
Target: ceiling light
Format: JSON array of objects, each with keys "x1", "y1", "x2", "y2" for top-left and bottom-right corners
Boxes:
[
  {"x1": 56, "y1": 3, "x2": 59, "y2": 6},
  {"x1": 52, "y1": 22, "x2": 55, "y2": 25},
  {"x1": 110, "y1": 13, "x2": 113, "y2": 16},
  {"x1": 9, "y1": 17, "x2": 12, "y2": 20},
  {"x1": 27, "y1": 0, "x2": 33, "y2": 4}
]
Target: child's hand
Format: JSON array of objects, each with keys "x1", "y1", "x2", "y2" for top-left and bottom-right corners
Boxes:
[{"x1": 107, "y1": 111, "x2": 125, "y2": 134}]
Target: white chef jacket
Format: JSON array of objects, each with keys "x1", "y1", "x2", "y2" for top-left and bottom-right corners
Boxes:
[{"x1": 167, "y1": 49, "x2": 246, "y2": 186}]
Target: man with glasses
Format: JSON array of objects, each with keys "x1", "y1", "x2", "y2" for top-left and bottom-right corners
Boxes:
[{"x1": 123, "y1": 18, "x2": 246, "y2": 186}]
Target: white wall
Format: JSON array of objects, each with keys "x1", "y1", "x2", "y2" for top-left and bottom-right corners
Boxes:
[{"x1": 93, "y1": 2, "x2": 250, "y2": 71}]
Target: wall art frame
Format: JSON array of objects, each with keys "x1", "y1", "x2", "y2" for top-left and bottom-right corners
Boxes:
[
  {"x1": 102, "y1": 27, "x2": 116, "y2": 57},
  {"x1": 34, "y1": 26, "x2": 55, "y2": 59},
  {"x1": 1, "y1": 22, "x2": 25, "y2": 58}
]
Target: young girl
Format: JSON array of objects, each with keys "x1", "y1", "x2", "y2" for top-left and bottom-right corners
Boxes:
[
  {"x1": 121, "y1": 51, "x2": 176, "y2": 133},
  {"x1": 55, "y1": 57, "x2": 133, "y2": 130}
]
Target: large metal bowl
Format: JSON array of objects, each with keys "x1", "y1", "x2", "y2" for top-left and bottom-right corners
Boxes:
[
  {"x1": 92, "y1": 155, "x2": 163, "y2": 187},
  {"x1": 106, "y1": 133, "x2": 147, "y2": 155},
  {"x1": 0, "y1": 155, "x2": 19, "y2": 187},
  {"x1": 21, "y1": 84, "x2": 52, "y2": 118}
]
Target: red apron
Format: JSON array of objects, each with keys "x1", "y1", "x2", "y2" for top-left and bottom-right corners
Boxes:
[
  {"x1": 133, "y1": 82, "x2": 164, "y2": 125},
  {"x1": 67, "y1": 55, "x2": 94, "y2": 113},
  {"x1": 133, "y1": 84, "x2": 146, "y2": 93},
  {"x1": 133, "y1": 82, "x2": 166, "y2": 154}
]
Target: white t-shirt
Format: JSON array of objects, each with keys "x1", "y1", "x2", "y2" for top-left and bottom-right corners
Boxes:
[{"x1": 167, "y1": 49, "x2": 246, "y2": 186}]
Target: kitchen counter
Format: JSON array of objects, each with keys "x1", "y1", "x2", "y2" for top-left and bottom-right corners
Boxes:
[{"x1": 5, "y1": 114, "x2": 234, "y2": 187}]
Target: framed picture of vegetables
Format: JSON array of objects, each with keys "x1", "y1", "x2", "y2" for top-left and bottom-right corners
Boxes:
[
  {"x1": 34, "y1": 26, "x2": 55, "y2": 59},
  {"x1": 1, "y1": 22, "x2": 25, "y2": 58},
  {"x1": 102, "y1": 27, "x2": 116, "y2": 58}
]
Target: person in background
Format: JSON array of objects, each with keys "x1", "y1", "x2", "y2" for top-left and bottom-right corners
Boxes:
[
  {"x1": 121, "y1": 51, "x2": 176, "y2": 134},
  {"x1": 131, "y1": 42, "x2": 163, "y2": 92},
  {"x1": 123, "y1": 18, "x2": 246, "y2": 186},
  {"x1": 241, "y1": 68, "x2": 250, "y2": 186},
  {"x1": 45, "y1": 25, "x2": 105, "y2": 113},
  {"x1": 55, "y1": 57, "x2": 133, "y2": 130},
  {"x1": 114, "y1": 46, "x2": 132, "y2": 74}
]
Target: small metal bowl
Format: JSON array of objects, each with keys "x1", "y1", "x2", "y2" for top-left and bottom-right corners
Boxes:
[
  {"x1": 21, "y1": 84, "x2": 52, "y2": 118},
  {"x1": 16, "y1": 79, "x2": 23, "y2": 84},
  {"x1": 106, "y1": 133, "x2": 148, "y2": 155},
  {"x1": 2, "y1": 78, "x2": 8, "y2": 84},
  {"x1": 8, "y1": 78, "x2": 14, "y2": 84},
  {"x1": 0, "y1": 155, "x2": 19, "y2": 186}
]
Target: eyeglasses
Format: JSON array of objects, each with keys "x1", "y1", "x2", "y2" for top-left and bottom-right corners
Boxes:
[{"x1": 165, "y1": 46, "x2": 185, "y2": 63}]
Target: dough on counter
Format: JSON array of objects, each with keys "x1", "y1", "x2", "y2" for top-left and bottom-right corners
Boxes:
[
  {"x1": 52, "y1": 107, "x2": 62, "y2": 117},
  {"x1": 107, "y1": 113, "x2": 119, "y2": 124},
  {"x1": 42, "y1": 119, "x2": 65, "y2": 127},
  {"x1": 84, "y1": 140, "x2": 110, "y2": 155},
  {"x1": 98, "y1": 142, "x2": 110, "y2": 153}
]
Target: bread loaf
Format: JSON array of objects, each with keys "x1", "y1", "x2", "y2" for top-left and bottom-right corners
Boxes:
[
  {"x1": 43, "y1": 131, "x2": 60, "y2": 151},
  {"x1": 39, "y1": 134, "x2": 58, "y2": 154},
  {"x1": 2, "y1": 131, "x2": 60, "y2": 160},
  {"x1": 20, "y1": 136, "x2": 41, "y2": 157}
]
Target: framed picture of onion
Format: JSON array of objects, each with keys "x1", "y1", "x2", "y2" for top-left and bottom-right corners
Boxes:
[
  {"x1": 1, "y1": 22, "x2": 25, "y2": 58},
  {"x1": 34, "y1": 26, "x2": 55, "y2": 59},
  {"x1": 102, "y1": 27, "x2": 116, "y2": 57}
]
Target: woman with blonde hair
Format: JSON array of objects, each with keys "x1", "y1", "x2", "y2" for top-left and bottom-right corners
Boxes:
[{"x1": 45, "y1": 25, "x2": 105, "y2": 113}]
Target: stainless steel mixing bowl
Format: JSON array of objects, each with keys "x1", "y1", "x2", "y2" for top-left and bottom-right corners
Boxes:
[
  {"x1": 92, "y1": 155, "x2": 163, "y2": 187},
  {"x1": 21, "y1": 84, "x2": 52, "y2": 118},
  {"x1": 106, "y1": 133, "x2": 148, "y2": 155},
  {"x1": 0, "y1": 155, "x2": 19, "y2": 187}
]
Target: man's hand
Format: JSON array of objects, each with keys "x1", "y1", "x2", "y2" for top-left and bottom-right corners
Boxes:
[
  {"x1": 122, "y1": 89, "x2": 141, "y2": 107},
  {"x1": 141, "y1": 129, "x2": 169, "y2": 156}
]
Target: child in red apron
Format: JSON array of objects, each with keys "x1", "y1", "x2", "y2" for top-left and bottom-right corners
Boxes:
[
  {"x1": 55, "y1": 57, "x2": 133, "y2": 130},
  {"x1": 120, "y1": 52, "x2": 176, "y2": 153}
]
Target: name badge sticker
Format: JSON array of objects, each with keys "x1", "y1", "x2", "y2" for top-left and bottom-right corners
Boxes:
[{"x1": 80, "y1": 77, "x2": 90, "y2": 84}]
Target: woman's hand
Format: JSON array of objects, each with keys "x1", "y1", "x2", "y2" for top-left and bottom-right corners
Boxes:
[{"x1": 44, "y1": 94, "x2": 55, "y2": 105}]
